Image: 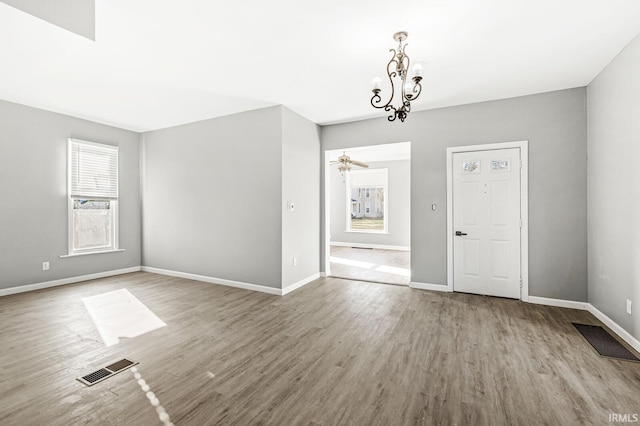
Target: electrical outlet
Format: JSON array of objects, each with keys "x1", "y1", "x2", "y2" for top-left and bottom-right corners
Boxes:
[
  {"x1": 627, "y1": 299, "x2": 632, "y2": 315},
  {"x1": 293, "y1": 258, "x2": 297, "y2": 267},
  {"x1": 42, "y1": 261, "x2": 50, "y2": 271}
]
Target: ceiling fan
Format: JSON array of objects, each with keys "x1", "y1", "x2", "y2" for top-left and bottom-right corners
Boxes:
[{"x1": 331, "y1": 152, "x2": 369, "y2": 173}]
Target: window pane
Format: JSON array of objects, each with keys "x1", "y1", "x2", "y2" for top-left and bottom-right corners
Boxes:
[
  {"x1": 73, "y1": 200, "x2": 113, "y2": 251},
  {"x1": 350, "y1": 187, "x2": 384, "y2": 231},
  {"x1": 491, "y1": 159, "x2": 510, "y2": 172},
  {"x1": 462, "y1": 161, "x2": 480, "y2": 173}
]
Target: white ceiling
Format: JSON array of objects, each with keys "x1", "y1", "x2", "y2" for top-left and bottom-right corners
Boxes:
[{"x1": 1, "y1": 0, "x2": 639, "y2": 132}]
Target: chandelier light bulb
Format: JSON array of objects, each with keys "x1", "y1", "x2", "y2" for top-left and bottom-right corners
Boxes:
[
  {"x1": 371, "y1": 76, "x2": 382, "y2": 91},
  {"x1": 404, "y1": 82, "x2": 414, "y2": 98},
  {"x1": 413, "y1": 62, "x2": 424, "y2": 77}
]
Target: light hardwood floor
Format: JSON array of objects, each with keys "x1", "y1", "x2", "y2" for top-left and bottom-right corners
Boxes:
[
  {"x1": 0, "y1": 272, "x2": 639, "y2": 425},
  {"x1": 330, "y1": 246, "x2": 411, "y2": 285}
]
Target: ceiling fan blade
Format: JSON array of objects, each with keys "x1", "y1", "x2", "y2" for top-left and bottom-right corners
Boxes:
[{"x1": 350, "y1": 160, "x2": 369, "y2": 168}]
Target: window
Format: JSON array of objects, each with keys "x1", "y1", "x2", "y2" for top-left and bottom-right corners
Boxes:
[
  {"x1": 67, "y1": 139, "x2": 119, "y2": 255},
  {"x1": 346, "y1": 168, "x2": 388, "y2": 233}
]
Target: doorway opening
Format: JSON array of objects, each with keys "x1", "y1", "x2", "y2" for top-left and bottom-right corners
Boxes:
[{"x1": 325, "y1": 142, "x2": 411, "y2": 286}]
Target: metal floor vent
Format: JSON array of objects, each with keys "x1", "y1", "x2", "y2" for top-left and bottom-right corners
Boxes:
[{"x1": 77, "y1": 358, "x2": 139, "y2": 386}]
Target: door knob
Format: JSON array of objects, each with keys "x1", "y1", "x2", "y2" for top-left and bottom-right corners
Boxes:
[{"x1": 455, "y1": 231, "x2": 467, "y2": 236}]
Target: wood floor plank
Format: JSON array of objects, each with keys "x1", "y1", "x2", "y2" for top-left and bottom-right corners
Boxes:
[{"x1": 1, "y1": 272, "x2": 639, "y2": 425}]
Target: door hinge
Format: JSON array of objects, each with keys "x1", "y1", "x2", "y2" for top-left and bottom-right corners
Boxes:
[
  {"x1": 519, "y1": 160, "x2": 522, "y2": 169},
  {"x1": 520, "y1": 278, "x2": 523, "y2": 288},
  {"x1": 519, "y1": 219, "x2": 522, "y2": 228}
]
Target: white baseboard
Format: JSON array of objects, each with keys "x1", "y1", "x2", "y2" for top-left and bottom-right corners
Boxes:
[
  {"x1": 527, "y1": 296, "x2": 640, "y2": 354},
  {"x1": 320, "y1": 272, "x2": 327, "y2": 278},
  {"x1": 410, "y1": 282, "x2": 451, "y2": 292},
  {"x1": 330, "y1": 242, "x2": 410, "y2": 251},
  {"x1": 587, "y1": 304, "x2": 640, "y2": 353},
  {"x1": 0, "y1": 266, "x2": 141, "y2": 298},
  {"x1": 528, "y1": 296, "x2": 589, "y2": 310},
  {"x1": 282, "y1": 273, "x2": 320, "y2": 296},
  {"x1": 141, "y1": 266, "x2": 282, "y2": 295}
]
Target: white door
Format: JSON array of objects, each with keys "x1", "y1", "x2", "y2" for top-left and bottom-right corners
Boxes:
[{"x1": 452, "y1": 148, "x2": 521, "y2": 299}]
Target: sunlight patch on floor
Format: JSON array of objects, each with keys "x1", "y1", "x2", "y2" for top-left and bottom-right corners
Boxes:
[
  {"x1": 330, "y1": 256, "x2": 376, "y2": 269},
  {"x1": 82, "y1": 289, "x2": 166, "y2": 347},
  {"x1": 374, "y1": 265, "x2": 411, "y2": 277},
  {"x1": 331, "y1": 255, "x2": 410, "y2": 277},
  {"x1": 130, "y1": 366, "x2": 174, "y2": 426}
]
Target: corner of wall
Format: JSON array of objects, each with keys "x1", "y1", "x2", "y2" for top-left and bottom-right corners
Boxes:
[
  {"x1": 281, "y1": 108, "x2": 321, "y2": 288},
  {"x1": 139, "y1": 132, "x2": 146, "y2": 266},
  {"x1": 585, "y1": 32, "x2": 640, "y2": 343}
]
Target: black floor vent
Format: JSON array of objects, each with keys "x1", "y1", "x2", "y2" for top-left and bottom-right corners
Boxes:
[
  {"x1": 81, "y1": 368, "x2": 111, "y2": 384},
  {"x1": 105, "y1": 358, "x2": 135, "y2": 372},
  {"x1": 77, "y1": 358, "x2": 139, "y2": 386},
  {"x1": 572, "y1": 323, "x2": 639, "y2": 362}
]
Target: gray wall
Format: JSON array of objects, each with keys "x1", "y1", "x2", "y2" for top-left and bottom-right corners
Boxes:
[
  {"x1": 281, "y1": 107, "x2": 321, "y2": 287},
  {"x1": 321, "y1": 88, "x2": 587, "y2": 301},
  {"x1": 142, "y1": 106, "x2": 283, "y2": 288},
  {"x1": 587, "y1": 35, "x2": 640, "y2": 340},
  {"x1": 0, "y1": 99, "x2": 141, "y2": 290},
  {"x1": 330, "y1": 160, "x2": 410, "y2": 248},
  {"x1": 1, "y1": 0, "x2": 95, "y2": 39}
]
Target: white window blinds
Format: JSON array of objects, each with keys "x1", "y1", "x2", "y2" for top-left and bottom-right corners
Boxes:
[{"x1": 69, "y1": 139, "x2": 119, "y2": 199}]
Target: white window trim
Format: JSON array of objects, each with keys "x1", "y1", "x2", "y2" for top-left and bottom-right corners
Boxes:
[
  {"x1": 60, "y1": 249, "x2": 125, "y2": 258},
  {"x1": 345, "y1": 168, "x2": 389, "y2": 234},
  {"x1": 66, "y1": 139, "x2": 120, "y2": 256}
]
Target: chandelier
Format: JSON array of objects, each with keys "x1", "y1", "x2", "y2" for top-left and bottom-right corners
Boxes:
[{"x1": 370, "y1": 31, "x2": 423, "y2": 122}]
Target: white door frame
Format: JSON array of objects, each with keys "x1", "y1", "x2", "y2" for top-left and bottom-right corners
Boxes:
[
  {"x1": 323, "y1": 143, "x2": 411, "y2": 279},
  {"x1": 324, "y1": 150, "x2": 332, "y2": 277},
  {"x1": 446, "y1": 141, "x2": 529, "y2": 301}
]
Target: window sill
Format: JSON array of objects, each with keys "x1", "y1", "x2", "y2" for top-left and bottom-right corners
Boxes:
[
  {"x1": 345, "y1": 230, "x2": 389, "y2": 235},
  {"x1": 60, "y1": 249, "x2": 125, "y2": 258}
]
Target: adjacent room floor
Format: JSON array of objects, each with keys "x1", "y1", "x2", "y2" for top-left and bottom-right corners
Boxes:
[
  {"x1": 329, "y1": 245, "x2": 411, "y2": 285},
  {"x1": 1, "y1": 272, "x2": 639, "y2": 425}
]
